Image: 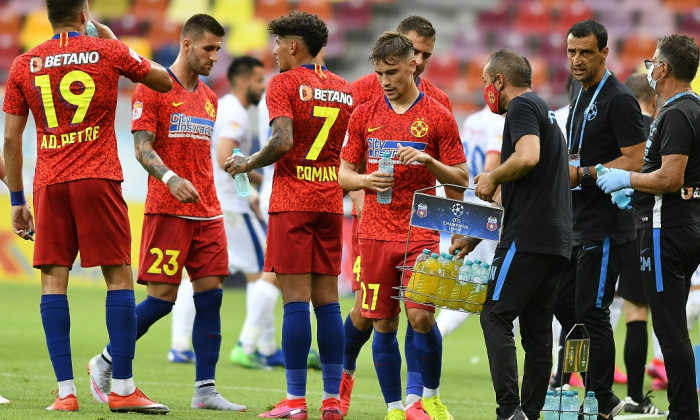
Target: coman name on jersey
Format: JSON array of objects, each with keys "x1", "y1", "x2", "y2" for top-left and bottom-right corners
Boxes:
[{"x1": 169, "y1": 113, "x2": 215, "y2": 140}]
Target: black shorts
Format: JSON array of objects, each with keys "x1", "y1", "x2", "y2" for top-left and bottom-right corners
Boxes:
[{"x1": 617, "y1": 235, "x2": 646, "y2": 304}]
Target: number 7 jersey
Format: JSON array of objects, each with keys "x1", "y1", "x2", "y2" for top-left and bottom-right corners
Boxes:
[
  {"x1": 265, "y1": 64, "x2": 353, "y2": 214},
  {"x1": 2, "y1": 32, "x2": 151, "y2": 191}
]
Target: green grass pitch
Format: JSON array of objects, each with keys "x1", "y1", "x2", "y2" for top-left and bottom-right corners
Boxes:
[{"x1": 0, "y1": 281, "x2": 685, "y2": 419}]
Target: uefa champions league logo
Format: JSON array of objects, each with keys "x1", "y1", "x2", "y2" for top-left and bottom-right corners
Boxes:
[{"x1": 451, "y1": 203, "x2": 463, "y2": 217}]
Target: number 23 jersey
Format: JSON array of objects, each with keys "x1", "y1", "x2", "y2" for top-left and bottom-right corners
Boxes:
[
  {"x1": 2, "y1": 32, "x2": 151, "y2": 191},
  {"x1": 265, "y1": 64, "x2": 353, "y2": 214}
]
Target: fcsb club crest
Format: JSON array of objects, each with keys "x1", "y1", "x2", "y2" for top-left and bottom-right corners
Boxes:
[
  {"x1": 487, "y1": 90, "x2": 496, "y2": 104},
  {"x1": 416, "y1": 203, "x2": 428, "y2": 218},
  {"x1": 205, "y1": 101, "x2": 216, "y2": 118},
  {"x1": 410, "y1": 118, "x2": 428, "y2": 138},
  {"x1": 486, "y1": 216, "x2": 498, "y2": 232}
]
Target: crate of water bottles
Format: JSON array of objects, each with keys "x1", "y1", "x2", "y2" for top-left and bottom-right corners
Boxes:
[
  {"x1": 542, "y1": 389, "x2": 598, "y2": 420},
  {"x1": 400, "y1": 249, "x2": 491, "y2": 313}
]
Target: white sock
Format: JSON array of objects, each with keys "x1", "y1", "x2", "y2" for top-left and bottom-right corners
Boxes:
[
  {"x1": 609, "y1": 296, "x2": 623, "y2": 332},
  {"x1": 287, "y1": 393, "x2": 305, "y2": 400},
  {"x1": 344, "y1": 369, "x2": 356, "y2": 376},
  {"x1": 58, "y1": 380, "x2": 75, "y2": 399},
  {"x1": 253, "y1": 280, "x2": 280, "y2": 355},
  {"x1": 111, "y1": 377, "x2": 135, "y2": 396},
  {"x1": 423, "y1": 387, "x2": 439, "y2": 399},
  {"x1": 435, "y1": 309, "x2": 470, "y2": 338},
  {"x1": 322, "y1": 392, "x2": 339, "y2": 401},
  {"x1": 405, "y1": 393, "x2": 420, "y2": 406},
  {"x1": 387, "y1": 401, "x2": 403, "y2": 411},
  {"x1": 258, "y1": 325, "x2": 277, "y2": 356},
  {"x1": 171, "y1": 279, "x2": 195, "y2": 351},
  {"x1": 652, "y1": 331, "x2": 663, "y2": 361},
  {"x1": 195, "y1": 379, "x2": 215, "y2": 388},
  {"x1": 101, "y1": 348, "x2": 112, "y2": 363},
  {"x1": 239, "y1": 280, "x2": 266, "y2": 354}
]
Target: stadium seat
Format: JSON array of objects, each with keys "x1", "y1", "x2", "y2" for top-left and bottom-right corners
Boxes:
[
  {"x1": 19, "y1": 8, "x2": 54, "y2": 51},
  {"x1": 7, "y1": 0, "x2": 44, "y2": 14},
  {"x1": 477, "y1": 6, "x2": 510, "y2": 33},
  {"x1": 336, "y1": 1, "x2": 372, "y2": 31},
  {"x1": 131, "y1": 0, "x2": 168, "y2": 22},
  {"x1": 555, "y1": 2, "x2": 594, "y2": 34},
  {"x1": 324, "y1": 20, "x2": 346, "y2": 59},
  {"x1": 212, "y1": 0, "x2": 254, "y2": 27},
  {"x1": 297, "y1": 0, "x2": 334, "y2": 21},
  {"x1": 638, "y1": 6, "x2": 675, "y2": 37},
  {"x1": 452, "y1": 27, "x2": 487, "y2": 63},
  {"x1": 422, "y1": 53, "x2": 459, "y2": 91},
  {"x1": 106, "y1": 16, "x2": 146, "y2": 38},
  {"x1": 120, "y1": 36, "x2": 153, "y2": 60},
  {"x1": 147, "y1": 18, "x2": 182, "y2": 49},
  {"x1": 0, "y1": 33, "x2": 20, "y2": 75},
  {"x1": 514, "y1": 2, "x2": 553, "y2": 35},
  {"x1": 167, "y1": 0, "x2": 211, "y2": 23},
  {"x1": 0, "y1": 8, "x2": 22, "y2": 37},
  {"x1": 618, "y1": 33, "x2": 657, "y2": 70},
  {"x1": 224, "y1": 18, "x2": 269, "y2": 56},
  {"x1": 679, "y1": 9, "x2": 700, "y2": 37},
  {"x1": 89, "y1": 0, "x2": 131, "y2": 21},
  {"x1": 664, "y1": 0, "x2": 700, "y2": 13},
  {"x1": 255, "y1": 0, "x2": 290, "y2": 21}
]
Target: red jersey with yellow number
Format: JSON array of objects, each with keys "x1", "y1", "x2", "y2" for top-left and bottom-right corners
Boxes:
[
  {"x1": 2, "y1": 32, "x2": 151, "y2": 191},
  {"x1": 131, "y1": 70, "x2": 221, "y2": 218},
  {"x1": 341, "y1": 93, "x2": 465, "y2": 242},
  {"x1": 351, "y1": 73, "x2": 453, "y2": 112},
  {"x1": 266, "y1": 64, "x2": 353, "y2": 214}
]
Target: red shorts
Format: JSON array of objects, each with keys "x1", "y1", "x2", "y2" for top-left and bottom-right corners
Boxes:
[
  {"x1": 264, "y1": 212, "x2": 343, "y2": 275},
  {"x1": 358, "y1": 239, "x2": 438, "y2": 319},
  {"x1": 138, "y1": 215, "x2": 228, "y2": 285},
  {"x1": 350, "y1": 215, "x2": 361, "y2": 292},
  {"x1": 33, "y1": 179, "x2": 131, "y2": 268}
]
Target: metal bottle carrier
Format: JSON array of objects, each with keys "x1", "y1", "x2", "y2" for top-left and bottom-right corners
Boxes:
[{"x1": 392, "y1": 184, "x2": 504, "y2": 313}]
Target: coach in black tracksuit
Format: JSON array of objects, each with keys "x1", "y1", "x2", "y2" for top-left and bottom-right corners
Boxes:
[
  {"x1": 598, "y1": 34, "x2": 700, "y2": 420},
  {"x1": 554, "y1": 20, "x2": 646, "y2": 419},
  {"x1": 452, "y1": 48, "x2": 572, "y2": 420}
]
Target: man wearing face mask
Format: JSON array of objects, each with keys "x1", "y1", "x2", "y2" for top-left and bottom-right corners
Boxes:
[
  {"x1": 451, "y1": 49, "x2": 572, "y2": 420},
  {"x1": 553, "y1": 19, "x2": 646, "y2": 419},
  {"x1": 597, "y1": 34, "x2": 700, "y2": 420}
]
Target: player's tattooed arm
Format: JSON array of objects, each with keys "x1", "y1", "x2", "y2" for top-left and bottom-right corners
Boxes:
[
  {"x1": 226, "y1": 117, "x2": 293, "y2": 175},
  {"x1": 134, "y1": 130, "x2": 199, "y2": 203}
]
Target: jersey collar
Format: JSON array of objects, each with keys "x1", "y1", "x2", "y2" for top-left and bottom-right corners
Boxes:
[
  {"x1": 384, "y1": 91, "x2": 424, "y2": 112},
  {"x1": 51, "y1": 31, "x2": 82, "y2": 39},
  {"x1": 167, "y1": 67, "x2": 199, "y2": 91}
]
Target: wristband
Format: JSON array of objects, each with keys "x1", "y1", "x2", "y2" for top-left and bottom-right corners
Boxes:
[
  {"x1": 161, "y1": 170, "x2": 176, "y2": 185},
  {"x1": 10, "y1": 190, "x2": 26, "y2": 206}
]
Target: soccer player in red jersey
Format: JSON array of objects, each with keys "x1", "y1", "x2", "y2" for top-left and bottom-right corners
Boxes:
[
  {"x1": 87, "y1": 14, "x2": 246, "y2": 413},
  {"x1": 226, "y1": 11, "x2": 352, "y2": 420},
  {"x1": 341, "y1": 16, "x2": 454, "y2": 420},
  {"x1": 339, "y1": 32, "x2": 468, "y2": 420},
  {"x1": 2, "y1": 0, "x2": 172, "y2": 413}
]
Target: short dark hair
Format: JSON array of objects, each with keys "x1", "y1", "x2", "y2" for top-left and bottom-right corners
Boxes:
[
  {"x1": 46, "y1": 0, "x2": 86, "y2": 27},
  {"x1": 657, "y1": 34, "x2": 700, "y2": 83},
  {"x1": 567, "y1": 19, "x2": 608, "y2": 51},
  {"x1": 625, "y1": 72, "x2": 657, "y2": 104},
  {"x1": 268, "y1": 11, "x2": 328, "y2": 57},
  {"x1": 227, "y1": 56, "x2": 264, "y2": 83},
  {"x1": 370, "y1": 31, "x2": 414, "y2": 66},
  {"x1": 486, "y1": 49, "x2": 532, "y2": 88},
  {"x1": 182, "y1": 14, "x2": 225, "y2": 41},
  {"x1": 396, "y1": 15, "x2": 436, "y2": 41}
]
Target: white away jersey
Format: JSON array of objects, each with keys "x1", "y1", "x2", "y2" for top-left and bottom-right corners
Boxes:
[{"x1": 461, "y1": 106, "x2": 504, "y2": 203}]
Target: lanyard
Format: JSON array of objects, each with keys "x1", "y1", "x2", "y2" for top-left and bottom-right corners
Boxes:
[
  {"x1": 663, "y1": 91, "x2": 698, "y2": 107},
  {"x1": 569, "y1": 69, "x2": 610, "y2": 153}
]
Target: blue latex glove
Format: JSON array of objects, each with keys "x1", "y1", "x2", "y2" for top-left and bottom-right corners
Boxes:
[
  {"x1": 611, "y1": 188, "x2": 634, "y2": 211},
  {"x1": 596, "y1": 168, "x2": 632, "y2": 194}
]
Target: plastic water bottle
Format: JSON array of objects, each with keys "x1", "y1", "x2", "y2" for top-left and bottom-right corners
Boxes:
[
  {"x1": 377, "y1": 151, "x2": 394, "y2": 204},
  {"x1": 474, "y1": 262, "x2": 490, "y2": 304},
  {"x1": 582, "y1": 391, "x2": 598, "y2": 420},
  {"x1": 543, "y1": 390, "x2": 555, "y2": 420},
  {"x1": 406, "y1": 249, "x2": 431, "y2": 300},
  {"x1": 452, "y1": 250, "x2": 463, "y2": 268},
  {"x1": 561, "y1": 391, "x2": 577, "y2": 420},
  {"x1": 86, "y1": 21, "x2": 99, "y2": 37},
  {"x1": 436, "y1": 255, "x2": 458, "y2": 305},
  {"x1": 233, "y1": 148, "x2": 251, "y2": 197},
  {"x1": 448, "y1": 260, "x2": 472, "y2": 310},
  {"x1": 438, "y1": 252, "x2": 446, "y2": 264},
  {"x1": 595, "y1": 164, "x2": 631, "y2": 209},
  {"x1": 414, "y1": 253, "x2": 440, "y2": 303}
]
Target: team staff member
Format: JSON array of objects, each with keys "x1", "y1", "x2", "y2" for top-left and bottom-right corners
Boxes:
[
  {"x1": 342, "y1": 15, "x2": 454, "y2": 420},
  {"x1": 226, "y1": 11, "x2": 352, "y2": 419},
  {"x1": 598, "y1": 34, "x2": 700, "y2": 420},
  {"x1": 340, "y1": 31, "x2": 468, "y2": 420},
  {"x1": 3, "y1": 0, "x2": 172, "y2": 412},
  {"x1": 88, "y1": 14, "x2": 247, "y2": 412},
  {"x1": 554, "y1": 20, "x2": 646, "y2": 418},
  {"x1": 452, "y1": 49, "x2": 572, "y2": 420}
]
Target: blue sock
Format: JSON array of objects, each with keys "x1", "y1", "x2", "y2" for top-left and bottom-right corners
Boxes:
[
  {"x1": 413, "y1": 324, "x2": 443, "y2": 389},
  {"x1": 404, "y1": 322, "x2": 424, "y2": 397},
  {"x1": 107, "y1": 293, "x2": 172, "y2": 379},
  {"x1": 193, "y1": 288, "x2": 223, "y2": 382},
  {"x1": 343, "y1": 313, "x2": 372, "y2": 371},
  {"x1": 372, "y1": 329, "x2": 402, "y2": 404},
  {"x1": 40, "y1": 294, "x2": 73, "y2": 381},
  {"x1": 315, "y1": 302, "x2": 344, "y2": 395},
  {"x1": 283, "y1": 302, "x2": 311, "y2": 397}
]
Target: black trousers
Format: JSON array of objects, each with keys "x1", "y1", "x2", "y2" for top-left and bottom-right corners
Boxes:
[
  {"x1": 640, "y1": 224, "x2": 700, "y2": 420},
  {"x1": 480, "y1": 244, "x2": 568, "y2": 420},
  {"x1": 554, "y1": 239, "x2": 633, "y2": 414}
]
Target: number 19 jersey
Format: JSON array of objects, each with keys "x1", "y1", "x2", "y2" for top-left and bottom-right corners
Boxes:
[
  {"x1": 2, "y1": 32, "x2": 151, "y2": 191},
  {"x1": 265, "y1": 64, "x2": 353, "y2": 214}
]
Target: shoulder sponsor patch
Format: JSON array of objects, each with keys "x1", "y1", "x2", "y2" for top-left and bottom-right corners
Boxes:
[
  {"x1": 129, "y1": 48, "x2": 142, "y2": 63},
  {"x1": 132, "y1": 102, "x2": 143, "y2": 120}
]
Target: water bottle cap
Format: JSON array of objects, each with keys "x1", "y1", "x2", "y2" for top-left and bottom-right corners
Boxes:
[
  {"x1": 454, "y1": 250, "x2": 460, "y2": 255},
  {"x1": 572, "y1": 390, "x2": 579, "y2": 395},
  {"x1": 464, "y1": 260, "x2": 473, "y2": 265},
  {"x1": 446, "y1": 255, "x2": 453, "y2": 260},
  {"x1": 423, "y1": 249, "x2": 431, "y2": 254},
  {"x1": 481, "y1": 262, "x2": 489, "y2": 268},
  {"x1": 441, "y1": 252, "x2": 446, "y2": 257},
  {"x1": 431, "y1": 253, "x2": 439, "y2": 258},
  {"x1": 587, "y1": 391, "x2": 595, "y2": 397},
  {"x1": 473, "y1": 259, "x2": 481, "y2": 264},
  {"x1": 546, "y1": 390, "x2": 553, "y2": 395},
  {"x1": 234, "y1": 148, "x2": 241, "y2": 153},
  {"x1": 382, "y1": 151, "x2": 391, "y2": 158}
]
